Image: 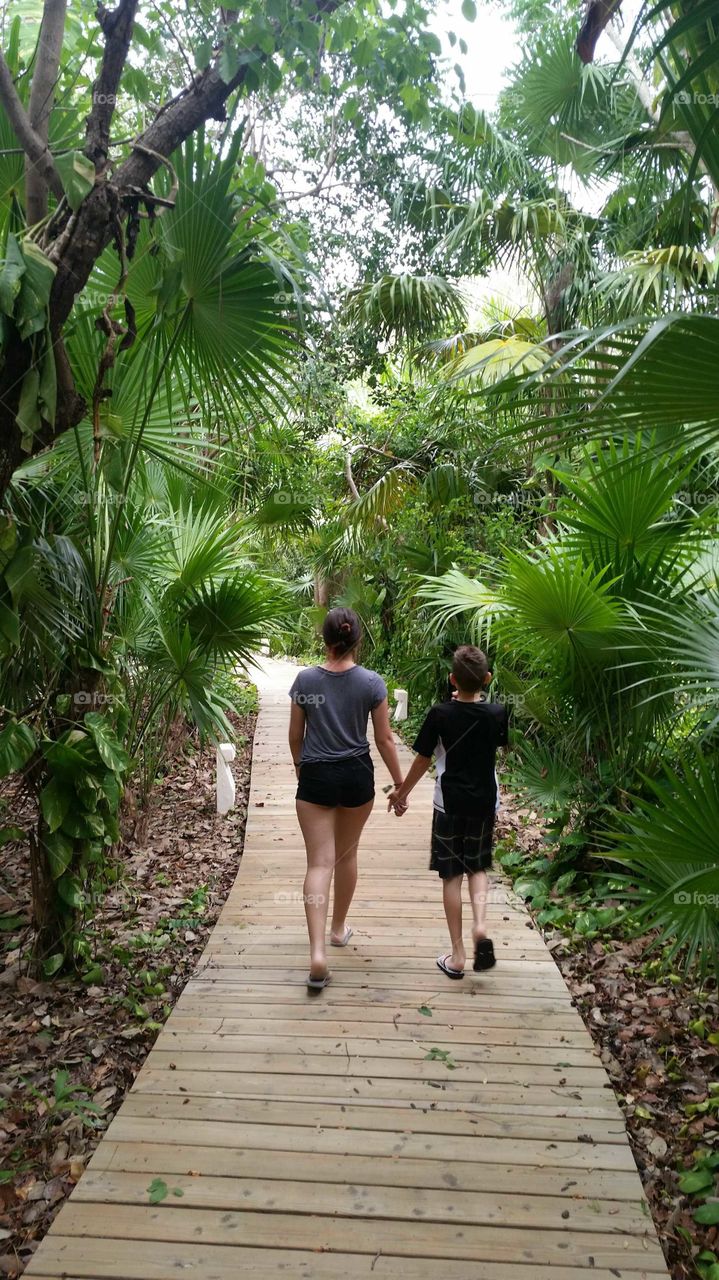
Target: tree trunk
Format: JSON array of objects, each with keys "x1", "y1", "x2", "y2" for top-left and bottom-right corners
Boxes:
[{"x1": 25, "y1": 0, "x2": 68, "y2": 225}]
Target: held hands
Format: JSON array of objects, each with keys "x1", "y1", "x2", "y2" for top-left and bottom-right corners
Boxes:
[{"x1": 387, "y1": 788, "x2": 408, "y2": 817}]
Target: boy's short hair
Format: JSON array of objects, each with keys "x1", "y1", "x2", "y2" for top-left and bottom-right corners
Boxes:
[{"x1": 452, "y1": 645, "x2": 489, "y2": 693}]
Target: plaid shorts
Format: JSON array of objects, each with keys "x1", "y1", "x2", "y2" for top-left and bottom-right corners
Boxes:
[{"x1": 429, "y1": 809, "x2": 494, "y2": 880}]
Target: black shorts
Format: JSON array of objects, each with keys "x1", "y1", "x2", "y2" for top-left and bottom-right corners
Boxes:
[
  {"x1": 296, "y1": 752, "x2": 374, "y2": 808},
  {"x1": 430, "y1": 810, "x2": 494, "y2": 879}
]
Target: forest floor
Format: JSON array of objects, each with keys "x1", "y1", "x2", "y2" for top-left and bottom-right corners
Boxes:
[
  {"x1": 496, "y1": 803, "x2": 719, "y2": 1280},
  {"x1": 0, "y1": 702, "x2": 256, "y2": 1278},
  {"x1": 1, "y1": 715, "x2": 717, "y2": 1279}
]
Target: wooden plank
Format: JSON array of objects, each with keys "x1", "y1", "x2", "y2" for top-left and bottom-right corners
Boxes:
[
  {"x1": 44, "y1": 1204, "x2": 668, "y2": 1272},
  {"x1": 170, "y1": 1000, "x2": 586, "y2": 1028},
  {"x1": 131, "y1": 1067, "x2": 619, "y2": 1109},
  {"x1": 90, "y1": 1136, "x2": 645, "y2": 1192},
  {"x1": 72, "y1": 1168, "x2": 648, "y2": 1235},
  {"x1": 155, "y1": 1031, "x2": 601, "y2": 1064},
  {"x1": 147, "y1": 1049, "x2": 608, "y2": 1085},
  {"x1": 23, "y1": 657, "x2": 668, "y2": 1280},
  {"x1": 162, "y1": 1017, "x2": 597, "y2": 1048},
  {"x1": 118, "y1": 1093, "x2": 631, "y2": 1144},
  {"x1": 23, "y1": 1238, "x2": 666, "y2": 1280}
]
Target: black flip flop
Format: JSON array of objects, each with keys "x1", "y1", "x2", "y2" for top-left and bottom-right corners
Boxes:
[
  {"x1": 307, "y1": 971, "x2": 332, "y2": 991},
  {"x1": 436, "y1": 954, "x2": 464, "y2": 980},
  {"x1": 473, "y1": 938, "x2": 496, "y2": 971}
]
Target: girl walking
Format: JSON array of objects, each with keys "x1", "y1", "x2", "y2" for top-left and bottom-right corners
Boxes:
[{"x1": 288, "y1": 608, "x2": 405, "y2": 991}]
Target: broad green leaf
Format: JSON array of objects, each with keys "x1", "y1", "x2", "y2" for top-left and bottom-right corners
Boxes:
[
  {"x1": 15, "y1": 243, "x2": 56, "y2": 339},
  {"x1": 57, "y1": 873, "x2": 85, "y2": 909},
  {"x1": 83, "y1": 713, "x2": 129, "y2": 773},
  {"x1": 17, "y1": 365, "x2": 41, "y2": 445},
  {"x1": 45, "y1": 831, "x2": 73, "y2": 880},
  {"x1": 0, "y1": 719, "x2": 35, "y2": 778},
  {"x1": 218, "y1": 42, "x2": 239, "y2": 84},
  {"x1": 679, "y1": 1168, "x2": 715, "y2": 1194},
  {"x1": 61, "y1": 808, "x2": 106, "y2": 840},
  {"x1": 0, "y1": 234, "x2": 25, "y2": 317},
  {"x1": 40, "y1": 776, "x2": 72, "y2": 833},
  {"x1": 55, "y1": 151, "x2": 96, "y2": 213},
  {"x1": 462, "y1": 0, "x2": 477, "y2": 19},
  {"x1": 42, "y1": 953, "x2": 64, "y2": 977},
  {"x1": 44, "y1": 732, "x2": 93, "y2": 778},
  {"x1": 694, "y1": 1202, "x2": 719, "y2": 1225}
]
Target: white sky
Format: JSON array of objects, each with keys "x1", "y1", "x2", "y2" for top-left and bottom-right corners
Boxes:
[{"x1": 432, "y1": 2, "x2": 518, "y2": 110}]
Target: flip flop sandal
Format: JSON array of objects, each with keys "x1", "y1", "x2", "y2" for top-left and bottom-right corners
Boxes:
[
  {"x1": 436, "y1": 954, "x2": 464, "y2": 980},
  {"x1": 473, "y1": 938, "x2": 496, "y2": 972},
  {"x1": 330, "y1": 926, "x2": 353, "y2": 948},
  {"x1": 307, "y1": 972, "x2": 332, "y2": 991}
]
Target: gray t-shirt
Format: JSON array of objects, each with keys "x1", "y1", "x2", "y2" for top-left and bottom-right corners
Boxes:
[{"x1": 289, "y1": 665, "x2": 388, "y2": 763}]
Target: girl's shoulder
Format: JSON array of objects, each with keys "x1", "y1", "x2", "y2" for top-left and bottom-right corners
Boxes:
[
  {"x1": 356, "y1": 664, "x2": 384, "y2": 683},
  {"x1": 288, "y1": 664, "x2": 321, "y2": 693}
]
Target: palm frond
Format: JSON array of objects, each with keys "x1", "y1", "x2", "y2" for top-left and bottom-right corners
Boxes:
[
  {"x1": 416, "y1": 569, "x2": 505, "y2": 647},
  {"x1": 608, "y1": 753, "x2": 719, "y2": 975},
  {"x1": 343, "y1": 274, "x2": 467, "y2": 345},
  {"x1": 344, "y1": 465, "x2": 418, "y2": 528}
]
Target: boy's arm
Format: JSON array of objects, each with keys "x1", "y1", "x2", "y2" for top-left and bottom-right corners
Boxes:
[
  {"x1": 395, "y1": 754, "x2": 432, "y2": 803},
  {"x1": 387, "y1": 705, "x2": 438, "y2": 815}
]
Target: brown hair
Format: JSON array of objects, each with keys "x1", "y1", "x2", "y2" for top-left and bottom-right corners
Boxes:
[
  {"x1": 451, "y1": 644, "x2": 490, "y2": 693},
  {"x1": 322, "y1": 606, "x2": 362, "y2": 656}
]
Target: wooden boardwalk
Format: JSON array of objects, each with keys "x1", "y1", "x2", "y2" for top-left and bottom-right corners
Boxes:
[{"x1": 26, "y1": 658, "x2": 669, "y2": 1279}]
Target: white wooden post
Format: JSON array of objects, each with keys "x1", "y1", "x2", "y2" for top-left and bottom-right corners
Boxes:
[
  {"x1": 393, "y1": 688, "x2": 408, "y2": 722},
  {"x1": 216, "y1": 742, "x2": 236, "y2": 815}
]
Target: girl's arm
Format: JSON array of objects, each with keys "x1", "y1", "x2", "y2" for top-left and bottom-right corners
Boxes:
[
  {"x1": 288, "y1": 702, "x2": 306, "y2": 777},
  {"x1": 370, "y1": 698, "x2": 404, "y2": 789}
]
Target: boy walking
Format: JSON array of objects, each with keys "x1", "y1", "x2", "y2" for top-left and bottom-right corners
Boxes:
[{"x1": 388, "y1": 646, "x2": 508, "y2": 977}]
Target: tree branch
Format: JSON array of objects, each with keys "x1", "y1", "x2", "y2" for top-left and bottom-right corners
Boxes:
[
  {"x1": 25, "y1": 0, "x2": 68, "y2": 224},
  {"x1": 1, "y1": 0, "x2": 346, "y2": 501},
  {"x1": 344, "y1": 450, "x2": 361, "y2": 500},
  {"x1": 0, "y1": 51, "x2": 64, "y2": 205},
  {"x1": 84, "y1": 0, "x2": 140, "y2": 168}
]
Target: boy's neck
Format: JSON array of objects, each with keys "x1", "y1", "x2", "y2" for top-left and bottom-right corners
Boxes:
[{"x1": 454, "y1": 690, "x2": 485, "y2": 703}]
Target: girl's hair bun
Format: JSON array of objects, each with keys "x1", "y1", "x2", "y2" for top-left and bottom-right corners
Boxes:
[{"x1": 322, "y1": 607, "x2": 361, "y2": 654}]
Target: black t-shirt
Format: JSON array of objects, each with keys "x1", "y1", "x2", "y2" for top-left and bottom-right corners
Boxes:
[{"x1": 413, "y1": 699, "x2": 509, "y2": 817}]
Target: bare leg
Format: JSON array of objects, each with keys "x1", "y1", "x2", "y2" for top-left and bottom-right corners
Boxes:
[
  {"x1": 331, "y1": 799, "x2": 374, "y2": 941},
  {"x1": 468, "y1": 869, "x2": 489, "y2": 943},
  {"x1": 442, "y1": 875, "x2": 466, "y2": 971},
  {"x1": 296, "y1": 800, "x2": 336, "y2": 979}
]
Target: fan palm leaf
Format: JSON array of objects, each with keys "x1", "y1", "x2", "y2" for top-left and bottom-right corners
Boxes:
[
  {"x1": 608, "y1": 753, "x2": 719, "y2": 974},
  {"x1": 416, "y1": 569, "x2": 505, "y2": 648},
  {"x1": 80, "y1": 132, "x2": 303, "y2": 424},
  {"x1": 343, "y1": 274, "x2": 467, "y2": 346}
]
